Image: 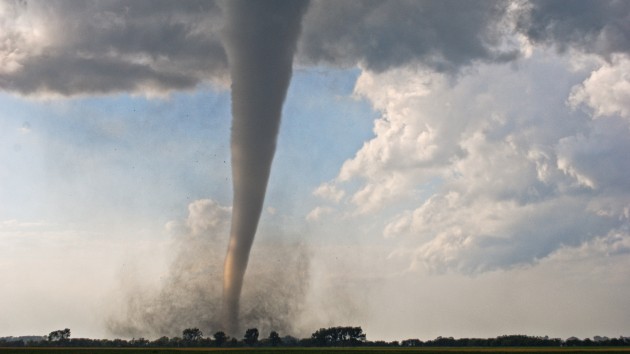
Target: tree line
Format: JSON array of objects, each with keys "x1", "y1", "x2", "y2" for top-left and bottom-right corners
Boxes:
[{"x1": 2, "y1": 327, "x2": 630, "y2": 348}]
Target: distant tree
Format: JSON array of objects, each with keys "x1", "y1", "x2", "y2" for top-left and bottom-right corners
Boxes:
[
  {"x1": 565, "y1": 337, "x2": 582, "y2": 347},
  {"x1": 151, "y1": 336, "x2": 169, "y2": 347},
  {"x1": 213, "y1": 331, "x2": 227, "y2": 347},
  {"x1": 199, "y1": 336, "x2": 213, "y2": 347},
  {"x1": 0, "y1": 339, "x2": 25, "y2": 347},
  {"x1": 402, "y1": 339, "x2": 423, "y2": 347},
  {"x1": 298, "y1": 337, "x2": 314, "y2": 347},
  {"x1": 169, "y1": 337, "x2": 182, "y2": 347},
  {"x1": 370, "y1": 340, "x2": 388, "y2": 347},
  {"x1": 269, "y1": 331, "x2": 281, "y2": 346},
  {"x1": 130, "y1": 338, "x2": 148, "y2": 346},
  {"x1": 182, "y1": 328, "x2": 203, "y2": 343},
  {"x1": 111, "y1": 338, "x2": 129, "y2": 347},
  {"x1": 311, "y1": 326, "x2": 366, "y2": 346},
  {"x1": 48, "y1": 329, "x2": 71, "y2": 343},
  {"x1": 282, "y1": 335, "x2": 299, "y2": 346},
  {"x1": 244, "y1": 328, "x2": 259, "y2": 346}
]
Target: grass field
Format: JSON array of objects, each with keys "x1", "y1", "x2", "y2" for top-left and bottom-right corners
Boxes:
[{"x1": 2, "y1": 348, "x2": 630, "y2": 354}]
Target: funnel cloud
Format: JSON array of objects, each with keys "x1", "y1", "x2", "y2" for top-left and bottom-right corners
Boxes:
[{"x1": 221, "y1": 0, "x2": 310, "y2": 334}]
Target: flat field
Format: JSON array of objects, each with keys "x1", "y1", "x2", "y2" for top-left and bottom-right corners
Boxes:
[{"x1": 3, "y1": 348, "x2": 630, "y2": 354}]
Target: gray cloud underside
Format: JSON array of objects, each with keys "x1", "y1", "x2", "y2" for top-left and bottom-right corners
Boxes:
[
  {"x1": 298, "y1": 0, "x2": 519, "y2": 72},
  {"x1": 0, "y1": 0, "x2": 228, "y2": 95},
  {"x1": 519, "y1": 0, "x2": 630, "y2": 57},
  {"x1": 1, "y1": 0, "x2": 629, "y2": 95}
]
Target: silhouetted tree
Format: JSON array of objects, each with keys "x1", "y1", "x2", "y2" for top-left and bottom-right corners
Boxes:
[
  {"x1": 169, "y1": 337, "x2": 182, "y2": 347},
  {"x1": 213, "y1": 331, "x2": 227, "y2": 347},
  {"x1": 182, "y1": 328, "x2": 203, "y2": 343},
  {"x1": 48, "y1": 329, "x2": 70, "y2": 343},
  {"x1": 269, "y1": 331, "x2": 281, "y2": 346},
  {"x1": 311, "y1": 326, "x2": 366, "y2": 346},
  {"x1": 565, "y1": 337, "x2": 579, "y2": 346},
  {"x1": 282, "y1": 335, "x2": 299, "y2": 346},
  {"x1": 151, "y1": 336, "x2": 169, "y2": 346},
  {"x1": 10, "y1": 325, "x2": 617, "y2": 349},
  {"x1": 431, "y1": 336, "x2": 456, "y2": 347},
  {"x1": 402, "y1": 338, "x2": 423, "y2": 347},
  {"x1": 244, "y1": 328, "x2": 259, "y2": 346},
  {"x1": 130, "y1": 338, "x2": 148, "y2": 346},
  {"x1": 0, "y1": 339, "x2": 24, "y2": 347}
]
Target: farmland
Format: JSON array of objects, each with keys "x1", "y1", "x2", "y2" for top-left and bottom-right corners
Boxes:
[{"x1": 3, "y1": 347, "x2": 630, "y2": 354}]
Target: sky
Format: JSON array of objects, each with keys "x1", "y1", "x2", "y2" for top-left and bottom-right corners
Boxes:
[{"x1": 1, "y1": 0, "x2": 630, "y2": 342}]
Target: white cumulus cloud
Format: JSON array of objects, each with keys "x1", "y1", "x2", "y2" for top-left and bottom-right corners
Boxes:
[
  {"x1": 316, "y1": 49, "x2": 630, "y2": 273},
  {"x1": 569, "y1": 55, "x2": 630, "y2": 119}
]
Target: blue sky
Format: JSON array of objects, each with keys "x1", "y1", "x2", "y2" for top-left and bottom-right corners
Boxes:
[
  {"x1": 1, "y1": 67, "x2": 373, "y2": 226},
  {"x1": 1, "y1": 0, "x2": 630, "y2": 342}
]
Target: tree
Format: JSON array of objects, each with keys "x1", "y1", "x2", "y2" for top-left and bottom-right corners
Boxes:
[
  {"x1": 244, "y1": 328, "x2": 259, "y2": 346},
  {"x1": 169, "y1": 337, "x2": 182, "y2": 347},
  {"x1": 402, "y1": 338, "x2": 423, "y2": 347},
  {"x1": 182, "y1": 328, "x2": 203, "y2": 343},
  {"x1": 269, "y1": 331, "x2": 281, "y2": 347},
  {"x1": 151, "y1": 336, "x2": 170, "y2": 347},
  {"x1": 311, "y1": 326, "x2": 366, "y2": 346},
  {"x1": 130, "y1": 338, "x2": 149, "y2": 346},
  {"x1": 213, "y1": 331, "x2": 227, "y2": 347},
  {"x1": 48, "y1": 329, "x2": 71, "y2": 343}
]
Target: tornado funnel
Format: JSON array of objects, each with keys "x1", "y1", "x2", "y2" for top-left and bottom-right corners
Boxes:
[{"x1": 221, "y1": 0, "x2": 309, "y2": 335}]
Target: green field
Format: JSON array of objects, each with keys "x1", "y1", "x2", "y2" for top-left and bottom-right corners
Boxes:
[{"x1": 3, "y1": 348, "x2": 630, "y2": 354}]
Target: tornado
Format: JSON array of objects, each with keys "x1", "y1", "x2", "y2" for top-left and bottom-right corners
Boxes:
[{"x1": 221, "y1": 0, "x2": 310, "y2": 335}]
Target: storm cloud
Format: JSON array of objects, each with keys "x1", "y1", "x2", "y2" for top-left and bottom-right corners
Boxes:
[
  {"x1": 517, "y1": 0, "x2": 630, "y2": 57},
  {"x1": 0, "y1": 0, "x2": 228, "y2": 95},
  {"x1": 298, "y1": 0, "x2": 520, "y2": 72},
  {"x1": 3, "y1": 0, "x2": 629, "y2": 96}
]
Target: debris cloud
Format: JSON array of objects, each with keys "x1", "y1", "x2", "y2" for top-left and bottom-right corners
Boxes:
[{"x1": 107, "y1": 199, "x2": 311, "y2": 338}]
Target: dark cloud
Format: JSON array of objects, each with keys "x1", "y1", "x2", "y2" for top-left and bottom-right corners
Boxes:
[
  {"x1": 3, "y1": 53, "x2": 203, "y2": 95},
  {"x1": 0, "y1": 0, "x2": 227, "y2": 95},
  {"x1": 2, "y1": 1, "x2": 628, "y2": 96},
  {"x1": 2, "y1": 0, "x2": 520, "y2": 95},
  {"x1": 518, "y1": 0, "x2": 630, "y2": 57},
  {"x1": 297, "y1": 0, "x2": 519, "y2": 73}
]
